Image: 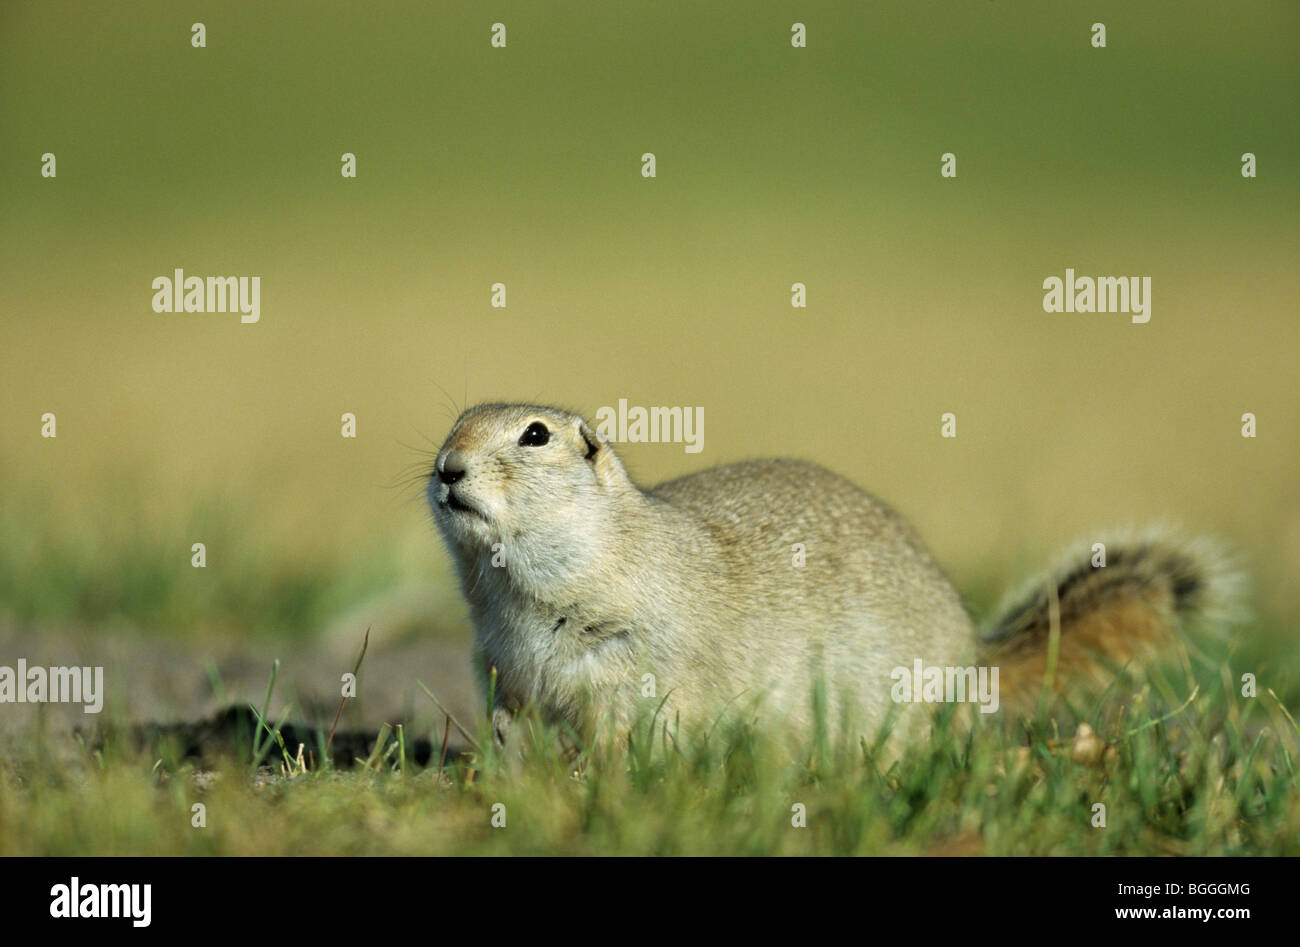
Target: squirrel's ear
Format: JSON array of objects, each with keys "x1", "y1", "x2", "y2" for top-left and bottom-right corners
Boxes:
[
  {"x1": 576, "y1": 418, "x2": 602, "y2": 461},
  {"x1": 575, "y1": 417, "x2": 627, "y2": 488}
]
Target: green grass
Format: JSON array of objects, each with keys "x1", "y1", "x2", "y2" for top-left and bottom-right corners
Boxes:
[
  {"x1": 3, "y1": 633, "x2": 1297, "y2": 857},
  {"x1": 0, "y1": 478, "x2": 414, "y2": 640},
  {"x1": 0, "y1": 474, "x2": 1293, "y2": 855},
  {"x1": 0, "y1": 476, "x2": 1294, "y2": 855}
]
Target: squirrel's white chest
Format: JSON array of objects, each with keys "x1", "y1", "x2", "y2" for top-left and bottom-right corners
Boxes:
[{"x1": 473, "y1": 592, "x2": 640, "y2": 717}]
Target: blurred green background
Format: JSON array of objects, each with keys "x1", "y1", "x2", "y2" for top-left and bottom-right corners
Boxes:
[{"x1": 0, "y1": 0, "x2": 1296, "y2": 689}]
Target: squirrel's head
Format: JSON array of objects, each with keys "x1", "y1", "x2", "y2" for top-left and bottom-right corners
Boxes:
[{"x1": 428, "y1": 403, "x2": 636, "y2": 583}]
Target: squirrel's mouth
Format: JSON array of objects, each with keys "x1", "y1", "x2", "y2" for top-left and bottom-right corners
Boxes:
[{"x1": 441, "y1": 490, "x2": 484, "y2": 520}]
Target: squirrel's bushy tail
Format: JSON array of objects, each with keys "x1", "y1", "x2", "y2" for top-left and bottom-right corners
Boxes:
[{"x1": 977, "y1": 530, "x2": 1243, "y2": 714}]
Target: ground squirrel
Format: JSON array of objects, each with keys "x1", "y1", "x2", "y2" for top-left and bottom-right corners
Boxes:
[{"x1": 428, "y1": 402, "x2": 1238, "y2": 750}]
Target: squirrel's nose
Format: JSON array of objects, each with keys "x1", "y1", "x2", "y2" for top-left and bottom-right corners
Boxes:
[{"x1": 436, "y1": 450, "x2": 467, "y2": 485}]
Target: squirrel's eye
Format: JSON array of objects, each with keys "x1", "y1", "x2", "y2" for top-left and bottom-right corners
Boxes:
[{"x1": 518, "y1": 421, "x2": 550, "y2": 447}]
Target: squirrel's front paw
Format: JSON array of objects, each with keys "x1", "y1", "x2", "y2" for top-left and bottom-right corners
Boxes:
[{"x1": 491, "y1": 706, "x2": 514, "y2": 747}]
